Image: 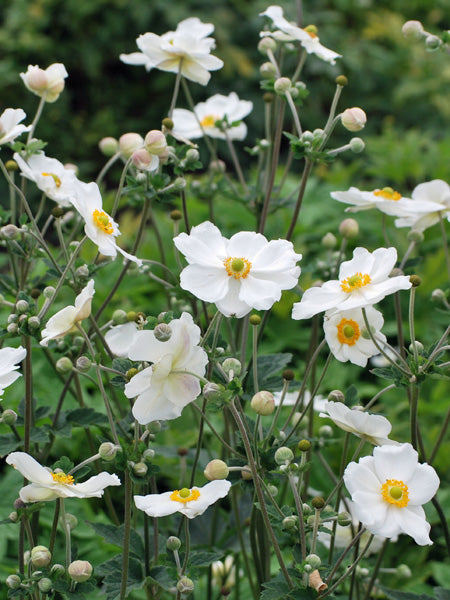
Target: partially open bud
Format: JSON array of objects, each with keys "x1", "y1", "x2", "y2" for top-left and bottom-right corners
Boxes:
[
  {"x1": 21, "y1": 63, "x2": 68, "y2": 102},
  {"x1": 328, "y1": 389, "x2": 344, "y2": 403},
  {"x1": 251, "y1": 390, "x2": 275, "y2": 416},
  {"x1": 203, "y1": 382, "x2": 225, "y2": 402},
  {"x1": 341, "y1": 107, "x2": 367, "y2": 132},
  {"x1": 274, "y1": 77, "x2": 292, "y2": 94},
  {"x1": 222, "y1": 358, "x2": 241, "y2": 377},
  {"x1": 132, "y1": 148, "x2": 156, "y2": 171},
  {"x1": 177, "y1": 577, "x2": 194, "y2": 595},
  {"x1": 274, "y1": 446, "x2": 294, "y2": 465},
  {"x1": 204, "y1": 459, "x2": 229, "y2": 481},
  {"x1": 339, "y1": 218, "x2": 359, "y2": 239},
  {"x1": 145, "y1": 130, "x2": 167, "y2": 155},
  {"x1": 31, "y1": 546, "x2": 52, "y2": 568},
  {"x1": 119, "y1": 133, "x2": 144, "y2": 159},
  {"x1": 99, "y1": 137, "x2": 119, "y2": 157},
  {"x1": 68, "y1": 560, "x2": 93, "y2": 583}
]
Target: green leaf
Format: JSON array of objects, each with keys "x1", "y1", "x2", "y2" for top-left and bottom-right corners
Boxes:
[
  {"x1": 67, "y1": 407, "x2": 109, "y2": 427},
  {"x1": 88, "y1": 522, "x2": 145, "y2": 558},
  {"x1": 52, "y1": 456, "x2": 74, "y2": 473},
  {"x1": 381, "y1": 588, "x2": 435, "y2": 600},
  {"x1": 96, "y1": 554, "x2": 144, "y2": 600},
  {"x1": 112, "y1": 358, "x2": 133, "y2": 373},
  {"x1": 30, "y1": 426, "x2": 50, "y2": 443},
  {"x1": 148, "y1": 565, "x2": 178, "y2": 590},
  {"x1": 248, "y1": 353, "x2": 293, "y2": 394},
  {"x1": 188, "y1": 550, "x2": 224, "y2": 567},
  {"x1": 0, "y1": 433, "x2": 20, "y2": 457},
  {"x1": 435, "y1": 589, "x2": 450, "y2": 600}
]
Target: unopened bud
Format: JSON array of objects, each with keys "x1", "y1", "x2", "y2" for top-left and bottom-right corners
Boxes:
[
  {"x1": 407, "y1": 229, "x2": 424, "y2": 244},
  {"x1": 263, "y1": 92, "x2": 274, "y2": 103},
  {"x1": 146, "y1": 420, "x2": 162, "y2": 434},
  {"x1": 222, "y1": 357, "x2": 241, "y2": 377},
  {"x1": 31, "y1": 545, "x2": 52, "y2": 568},
  {"x1": 335, "y1": 75, "x2": 348, "y2": 86},
  {"x1": 2, "y1": 409, "x2": 18, "y2": 426},
  {"x1": 51, "y1": 206, "x2": 65, "y2": 218},
  {"x1": 306, "y1": 554, "x2": 321, "y2": 569},
  {"x1": 425, "y1": 35, "x2": 441, "y2": 51},
  {"x1": 173, "y1": 177, "x2": 187, "y2": 190},
  {"x1": 209, "y1": 159, "x2": 226, "y2": 174},
  {"x1": 6, "y1": 574, "x2": 21, "y2": 589},
  {"x1": 251, "y1": 390, "x2": 275, "y2": 416},
  {"x1": 56, "y1": 357, "x2": 73, "y2": 373},
  {"x1": 14, "y1": 498, "x2": 26, "y2": 510},
  {"x1": 166, "y1": 535, "x2": 181, "y2": 551},
  {"x1": 249, "y1": 314, "x2": 261, "y2": 326},
  {"x1": 431, "y1": 289, "x2": 446, "y2": 303},
  {"x1": 349, "y1": 137, "x2": 365, "y2": 153},
  {"x1": 1, "y1": 224, "x2": 20, "y2": 240},
  {"x1": 76, "y1": 356, "x2": 91, "y2": 372},
  {"x1": 397, "y1": 564, "x2": 412, "y2": 579},
  {"x1": 126, "y1": 310, "x2": 137, "y2": 322},
  {"x1": 274, "y1": 77, "x2": 292, "y2": 94},
  {"x1": 133, "y1": 462, "x2": 148, "y2": 476},
  {"x1": 282, "y1": 515, "x2": 298, "y2": 530},
  {"x1": 112, "y1": 309, "x2": 127, "y2": 325},
  {"x1": 341, "y1": 107, "x2": 367, "y2": 132},
  {"x1": 119, "y1": 132, "x2": 144, "y2": 159},
  {"x1": 154, "y1": 323, "x2": 172, "y2": 342},
  {"x1": 144, "y1": 130, "x2": 167, "y2": 156},
  {"x1": 142, "y1": 448, "x2": 155, "y2": 462},
  {"x1": 185, "y1": 148, "x2": 200, "y2": 162},
  {"x1": 6, "y1": 323, "x2": 18, "y2": 334},
  {"x1": 38, "y1": 578, "x2": 53, "y2": 593},
  {"x1": 27, "y1": 316, "x2": 41, "y2": 330},
  {"x1": 126, "y1": 367, "x2": 138, "y2": 381},
  {"x1": 170, "y1": 209, "x2": 182, "y2": 221},
  {"x1": 258, "y1": 37, "x2": 277, "y2": 54},
  {"x1": 274, "y1": 446, "x2": 294, "y2": 465},
  {"x1": 322, "y1": 232, "x2": 337, "y2": 248},
  {"x1": 241, "y1": 466, "x2": 253, "y2": 480},
  {"x1": 319, "y1": 425, "x2": 333, "y2": 437},
  {"x1": 204, "y1": 459, "x2": 229, "y2": 480},
  {"x1": 75, "y1": 265, "x2": 89, "y2": 279},
  {"x1": 68, "y1": 560, "x2": 93, "y2": 583},
  {"x1": 339, "y1": 218, "x2": 359, "y2": 239},
  {"x1": 409, "y1": 340, "x2": 424, "y2": 353},
  {"x1": 337, "y1": 511, "x2": 352, "y2": 526},
  {"x1": 43, "y1": 286, "x2": 55, "y2": 299},
  {"x1": 260, "y1": 62, "x2": 277, "y2": 79},
  {"x1": 202, "y1": 382, "x2": 225, "y2": 402},
  {"x1": 177, "y1": 576, "x2": 194, "y2": 594},
  {"x1": 409, "y1": 275, "x2": 422, "y2": 287},
  {"x1": 9, "y1": 511, "x2": 18, "y2": 522},
  {"x1": 64, "y1": 514, "x2": 78, "y2": 530},
  {"x1": 5, "y1": 159, "x2": 19, "y2": 171},
  {"x1": 99, "y1": 137, "x2": 119, "y2": 157},
  {"x1": 15, "y1": 299, "x2": 29, "y2": 314},
  {"x1": 328, "y1": 390, "x2": 344, "y2": 402},
  {"x1": 132, "y1": 148, "x2": 155, "y2": 171},
  {"x1": 99, "y1": 442, "x2": 118, "y2": 461},
  {"x1": 402, "y1": 20, "x2": 424, "y2": 40},
  {"x1": 51, "y1": 564, "x2": 65, "y2": 576}
]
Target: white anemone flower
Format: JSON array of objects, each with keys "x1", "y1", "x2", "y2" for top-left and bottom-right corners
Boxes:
[
  {"x1": 120, "y1": 17, "x2": 223, "y2": 86},
  {"x1": 0, "y1": 346, "x2": 27, "y2": 396},
  {"x1": 174, "y1": 221, "x2": 302, "y2": 318},
  {"x1": 21, "y1": 63, "x2": 68, "y2": 103},
  {"x1": 172, "y1": 92, "x2": 253, "y2": 141},
  {"x1": 319, "y1": 401, "x2": 397, "y2": 446},
  {"x1": 134, "y1": 479, "x2": 231, "y2": 519},
  {"x1": 273, "y1": 389, "x2": 327, "y2": 412},
  {"x1": 0, "y1": 108, "x2": 31, "y2": 145},
  {"x1": 260, "y1": 6, "x2": 341, "y2": 65},
  {"x1": 71, "y1": 180, "x2": 142, "y2": 265},
  {"x1": 40, "y1": 280, "x2": 95, "y2": 346},
  {"x1": 125, "y1": 312, "x2": 208, "y2": 423},
  {"x1": 105, "y1": 322, "x2": 139, "y2": 358},
  {"x1": 323, "y1": 305, "x2": 386, "y2": 367},
  {"x1": 387, "y1": 180, "x2": 450, "y2": 232},
  {"x1": 292, "y1": 247, "x2": 411, "y2": 320},
  {"x1": 6, "y1": 452, "x2": 121, "y2": 502},
  {"x1": 14, "y1": 152, "x2": 79, "y2": 207},
  {"x1": 330, "y1": 186, "x2": 415, "y2": 215},
  {"x1": 343, "y1": 443, "x2": 439, "y2": 545}
]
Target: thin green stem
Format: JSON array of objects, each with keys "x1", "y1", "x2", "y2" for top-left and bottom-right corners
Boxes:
[
  {"x1": 59, "y1": 498, "x2": 71, "y2": 567},
  {"x1": 168, "y1": 60, "x2": 183, "y2": 119},
  {"x1": 286, "y1": 158, "x2": 313, "y2": 241},
  {"x1": 438, "y1": 213, "x2": 450, "y2": 283},
  {"x1": 27, "y1": 93, "x2": 47, "y2": 142},
  {"x1": 120, "y1": 470, "x2": 132, "y2": 600}
]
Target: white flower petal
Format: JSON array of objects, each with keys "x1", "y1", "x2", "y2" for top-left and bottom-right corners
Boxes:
[
  {"x1": 69, "y1": 473, "x2": 121, "y2": 497},
  {"x1": 6, "y1": 452, "x2": 54, "y2": 485}
]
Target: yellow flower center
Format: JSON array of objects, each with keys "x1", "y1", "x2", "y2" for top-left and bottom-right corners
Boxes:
[
  {"x1": 170, "y1": 487, "x2": 201, "y2": 503},
  {"x1": 336, "y1": 318, "x2": 360, "y2": 346},
  {"x1": 381, "y1": 479, "x2": 409, "y2": 507},
  {"x1": 200, "y1": 114, "x2": 220, "y2": 129},
  {"x1": 51, "y1": 472, "x2": 74, "y2": 485},
  {"x1": 223, "y1": 256, "x2": 252, "y2": 279},
  {"x1": 373, "y1": 187, "x2": 402, "y2": 201},
  {"x1": 41, "y1": 172, "x2": 62, "y2": 188},
  {"x1": 340, "y1": 272, "x2": 372, "y2": 293},
  {"x1": 304, "y1": 25, "x2": 318, "y2": 38},
  {"x1": 93, "y1": 209, "x2": 114, "y2": 235}
]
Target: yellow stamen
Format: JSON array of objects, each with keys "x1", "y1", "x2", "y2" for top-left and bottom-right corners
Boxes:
[
  {"x1": 200, "y1": 114, "x2": 220, "y2": 128},
  {"x1": 336, "y1": 318, "x2": 360, "y2": 346},
  {"x1": 170, "y1": 487, "x2": 201, "y2": 503},
  {"x1": 381, "y1": 479, "x2": 409, "y2": 507},
  {"x1": 223, "y1": 256, "x2": 252, "y2": 280},
  {"x1": 93, "y1": 209, "x2": 114, "y2": 235},
  {"x1": 340, "y1": 272, "x2": 371, "y2": 293},
  {"x1": 41, "y1": 172, "x2": 62, "y2": 188},
  {"x1": 373, "y1": 187, "x2": 401, "y2": 201},
  {"x1": 51, "y1": 472, "x2": 74, "y2": 485}
]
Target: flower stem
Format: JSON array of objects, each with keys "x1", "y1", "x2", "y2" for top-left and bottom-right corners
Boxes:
[
  {"x1": 120, "y1": 469, "x2": 132, "y2": 600},
  {"x1": 286, "y1": 158, "x2": 313, "y2": 241},
  {"x1": 59, "y1": 498, "x2": 71, "y2": 567}
]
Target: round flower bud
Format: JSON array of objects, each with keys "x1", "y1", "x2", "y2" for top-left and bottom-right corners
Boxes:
[
  {"x1": 356, "y1": 566, "x2": 369, "y2": 578},
  {"x1": 249, "y1": 314, "x2": 261, "y2": 326},
  {"x1": 51, "y1": 206, "x2": 65, "y2": 218},
  {"x1": 431, "y1": 289, "x2": 446, "y2": 303},
  {"x1": 26, "y1": 67, "x2": 48, "y2": 91},
  {"x1": 14, "y1": 498, "x2": 26, "y2": 510},
  {"x1": 133, "y1": 462, "x2": 148, "y2": 477},
  {"x1": 64, "y1": 514, "x2": 78, "y2": 530},
  {"x1": 147, "y1": 420, "x2": 162, "y2": 434},
  {"x1": 328, "y1": 390, "x2": 345, "y2": 403},
  {"x1": 38, "y1": 578, "x2": 53, "y2": 593},
  {"x1": 68, "y1": 560, "x2": 93, "y2": 583},
  {"x1": 305, "y1": 554, "x2": 321, "y2": 569},
  {"x1": 407, "y1": 229, "x2": 424, "y2": 244},
  {"x1": 162, "y1": 117, "x2": 174, "y2": 130},
  {"x1": 274, "y1": 77, "x2": 292, "y2": 94},
  {"x1": 282, "y1": 515, "x2": 298, "y2": 530},
  {"x1": 110, "y1": 309, "x2": 126, "y2": 325},
  {"x1": 258, "y1": 37, "x2": 277, "y2": 54},
  {"x1": 409, "y1": 340, "x2": 424, "y2": 354},
  {"x1": 209, "y1": 159, "x2": 226, "y2": 174},
  {"x1": 27, "y1": 316, "x2": 41, "y2": 331},
  {"x1": 166, "y1": 536, "x2": 181, "y2": 551},
  {"x1": 202, "y1": 382, "x2": 225, "y2": 402},
  {"x1": 119, "y1": 133, "x2": 144, "y2": 159},
  {"x1": 6, "y1": 322, "x2": 18, "y2": 334},
  {"x1": 274, "y1": 446, "x2": 294, "y2": 465},
  {"x1": 99, "y1": 442, "x2": 118, "y2": 461},
  {"x1": 402, "y1": 20, "x2": 424, "y2": 39},
  {"x1": 341, "y1": 107, "x2": 367, "y2": 132},
  {"x1": 170, "y1": 209, "x2": 182, "y2": 221},
  {"x1": 154, "y1": 323, "x2": 172, "y2": 342},
  {"x1": 204, "y1": 459, "x2": 229, "y2": 481},
  {"x1": 241, "y1": 466, "x2": 253, "y2": 480},
  {"x1": 99, "y1": 136, "x2": 119, "y2": 157},
  {"x1": 251, "y1": 391, "x2": 275, "y2": 416},
  {"x1": 311, "y1": 496, "x2": 325, "y2": 510},
  {"x1": 9, "y1": 511, "x2": 18, "y2": 522},
  {"x1": 142, "y1": 448, "x2": 155, "y2": 462},
  {"x1": 339, "y1": 218, "x2": 359, "y2": 239},
  {"x1": 185, "y1": 148, "x2": 200, "y2": 163},
  {"x1": 144, "y1": 130, "x2": 167, "y2": 156},
  {"x1": 319, "y1": 425, "x2": 333, "y2": 437},
  {"x1": 335, "y1": 75, "x2": 348, "y2": 86},
  {"x1": 298, "y1": 439, "x2": 311, "y2": 452},
  {"x1": 177, "y1": 577, "x2": 194, "y2": 594},
  {"x1": 31, "y1": 570, "x2": 43, "y2": 580},
  {"x1": 75, "y1": 265, "x2": 89, "y2": 280},
  {"x1": 222, "y1": 357, "x2": 241, "y2": 376},
  {"x1": 337, "y1": 511, "x2": 352, "y2": 526},
  {"x1": 43, "y1": 286, "x2": 56, "y2": 299},
  {"x1": 260, "y1": 62, "x2": 277, "y2": 79},
  {"x1": 126, "y1": 310, "x2": 137, "y2": 322},
  {"x1": 409, "y1": 275, "x2": 422, "y2": 287},
  {"x1": 31, "y1": 546, "x2": 52, "y2": 568},
  {"x1": 132, "y1": 148, "x2": 155, "y2": 171},
  {"x1": 76, "y1": 356, "x2": 91, "y2": 372},
  {"x1": 7, "y1": 314, "x2": 18, "y2": 324},
  {"x1": 173, "y1": 177, "x2": 187, "y2": 191},
  {"x1": 322, "y1": 232, "x2": 337, "y2": 248},
  {"x1": 425, "y1": 35, "x2": 441, "y2": 51},
  {"x1": 2, "y1": 409, "x2": 18, "y2": 426},
  {"x1": 303, "y1": 564, "x2": 313, "y2": 573},
  {"x1": 5, "y1": 159, "x2": 19, "y2": 171},
  {"x1": 51, "y1": 563, "x2": 65, "y2": 576},
  {"x1": 1, "y1": 224, "x2": 20, "y2": 240},
  {"x1": 56, "y1": 357, "x2": 73, "y2": 373},
  {"x1": 15, "y1": 299, "x2": 29, "y2": 314},
  {"x1": 397, "y1": 564, "x2": 412, "y2": 579},
  {"x1": 267, "y1": 485, "x2": 278, "y2": 497},
  {"x1": 6, "y1": 574, "x2": 21, "y2": 589},
  {"x1": 349, "y1": 137, "x2": 365, "y2": 153}
]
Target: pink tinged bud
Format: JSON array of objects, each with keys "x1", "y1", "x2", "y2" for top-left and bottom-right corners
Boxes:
[
  {"x1": 341, "y1": 107, "x2": 367, "y2": 132},
  {"x1": 339, "y1": 218, "x2": 359, "y2": 239},
  {"x1": 26, "y1": 68, "x2": 49, "y2": 91},
  {"x1": 119, "y1": 132, "x2": 144, "y2": 159},
  {"x1": 251, "y1": 390, "x2": 275, "y2": 416},
  {"x1": 144, "y1": 130, "x2": 167, "y2": 156},
  {"x1": 204, "y1": 459, "x2": 229, "y2": 480},
  {"x1": 132, "y1": 148, "x2": 154, "y2": 170},
  {"x1": 31, "y1": 546, "x2": 52, "y2": 568},
  {"x1": 68, "y1": 560, "x2": 93, "y2": 583}
]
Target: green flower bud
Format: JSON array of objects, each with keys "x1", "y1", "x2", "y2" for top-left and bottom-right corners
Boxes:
[
  {"x1": 431, "y1": 289, "x2": 446, "y2": 303},
  {"x1": 99, "y1": 442, "x2": 118, "y2": 461},
  {"x1": 154, "y1": 323, "x2": 172, "y2": 341},
  {"x1": 56, "y1": 357, "x2": 73, "y2": 373},
  {"x1": 177, "y1": 576, "x2": 194, "y2": 594},
  {"x1": 328, "y1": 389, "x2": 344, "y2": 402},
  {"x1": 322, "y1": 232, "x2": 337, "y2": 248},
  {"x1": 75, "y1": 265, "x2": 89, "y2": 279},
  {"x1": 397, "y1": 564, "x2": 412, "y2": 579},
  {"x1": 7, "y1": 313, "x2": 18, "y2": 324},
  {"x1": 133, "y1": 462, "x2": 148, "y2": 476},
  {"x1": 298, "y1": 439, "x2": 311, "y2": 452},
  {"x1": 167, "y1": 535, "x2": 182, "y2": 551},
  {"x1": 76, "y1": 356, "x2": 91, "y2": 372},
  {"x1": 409, "y1": 275, "x2": 422, "y2": 287},
  {"x1": 274, "y1": 446, "x2": 294, "y2": 465},
  {"x1": 64, "y1": 514, "x2": 78, "y2": 530},
  {"x1": 339, "y1": 218, "x2": 359, "y2": 239},
  {"x1": 2, "y1": 409, "x2": 18, "y2": 426},
  {"x1": 402, "y1": 20, "x2": 424, "y2": 40},
  {"x1": 126, "y1": 368, "x2": 139, "y2": 381},
  {"x1": 356, "y1": 566, "x2": 369, "y2": 578},
  {"x1": 337, "y1": 511, "x2": 352, "y2": 526},
  {"x1": 319, "y1": 425, "x2": 333, "y2": 437},
  {"x1": 209, "y1": 159, "x2": 226, "y2": 174},
  {"x1": 38, "y1": 578, "x2": 53, "y2": 593},
  {"x1": 15, "y1": 299, "x2": 29, "y2": 314},
  {"x1": 260, "y1": 62, "x2": 277, "y2": 78},
  {"x1": 51, "y1": 564, "x2": 65, "y2": 576},
  {"x1": 251, "y1": 390, "x2": 275, "y2": 416},
  {"x1": 147, "y1": 420, "x2": 162, "y2": 434},
  {"x1": 335, "y1": 75, "x2": 348, "y2": 86},
  {"x1": 409, "y1": 340, "x2": 424, "y2": 354},
  {"x1": 282, "y1": 515, "x2": 298, "y2": 530},
  {"x1": 6, "y1": 322, "x2": 18, "y2": 334},
  {"x1": 170, "y1": 209, "x2": 183, "y2": 221},
  {"x1": 267, "y1": 484, "x2": 278, "y2": 497},
  {"x1": 98, "y1": 137, "x2": 119, "y2": 157},
  {"x1": 425, "y1": 35, "x2": 441, "y2": 51},
  {"x1": 6, "y1": 574, "x2": 21, "y2": 589},
  {"x1": 257, "y1": 37, "x2": 277, "y2": 54},
  {"x1": 305, "y1": 554, "x2": 321, "y2": 569},
  {"x1": 274, "y1": 77, "x2": 292, "y2": 94},
  {"x1": 27, "y1": 316, "x2": 41, "y2": 330},
  {"x1": 9, "y1": 511, "x2": 18, "y2": 522},
  {"x1": 349, "y1": 137, "x2": 365, "y2": 153},
  {"x1": 31, "y1": 545, "x2": 52, "y2": 568},
  {"x1": 68, "y1": 560, "x2": 93, "y2": 583},
  {"x1": 222, "y1": 357, "x2": 241, "y2": 376},
  {"x1": 112, "y1": 309, "x2": 127, "y2": 325},
  {"x1": 204, "y1": 459, "x2": 229, "y2": 481},
  {"x1": 51, "y1": 206, "x2": 65, "y2": 218},
  {"x1": 162, "y1": 117, "x2": 174, "y2": 130},
  {"x1": 5, "y1": 159, "x2": 19, "y2": 171},
  {"x1": 185, "y1": 148, "x2": 200, "y2": 162},
  {"x1": 173, "y1": 177, "x2": 187, "y2": 190},
  {"x1": 241, "y1": 466, "x2": 253, "y2": 480},
  {"x1": 407, "y1": 229, "x2": 424, "y2": 244},
  {"x1": 203, "y1": 382, "x2": 225, "y2": 402},
  {"x1": 43, "y1": 286, "x2": 56, "y2": 299}
]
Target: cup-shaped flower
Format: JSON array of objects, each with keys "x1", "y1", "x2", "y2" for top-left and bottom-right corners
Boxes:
[
  {"x1": 0, "y1": 109, "x2": 31, "y2": 145},
  {"x1": 260, "y1": 6, "x2": 341, "y2": 65},
  {"x1": 105, "y1": 322, "x2": 139, "y2": 358},
  {"x1": 174, "y1": 221, "x2": 302, "y2": 318},
  {"x1": 124, "y1": 312, "x2": 208, "y2": 423},
  {"x1": 331, "y1": 186, "x2": 414, "y2": 215},
  {"x1": 319, "y1": 401, "x2": 396, "y2": 445},
  {"x1": 120, "y1": 17, "x2": 223, "y2": 85},
  {"x1": 0, "y1": 346, "x2": 27, "y2": 396},
  {"x1": 134, "y1": 479, "x2": 231, "y2": 519},
  {"x1": 343, "y1": 443, "x2": 439, "y2": 545},
  {"x1": 323, "y1": 305, "x2": 386, "y2": 367},
  {"x1": 70, "y1": 180, "x2": 142, "y2": 265},
  {"x1": 40, "y1": 280, "x2": 95, "y2": 346},
  {"x1": 21, "y1": 64, "x2": 68, "y2": 103},
  {"x1": 6, "y1": 452, "x2": 121, "y2": 502},
  {"x1": 292, "y1": 247, "x2": 411, "y2": 320},
  {"x1": 172, "y1": 93, "x2": 253, "y2": 141},
  {"x1": 13, "y1": 152, "x2": 79, "y2": 207}
]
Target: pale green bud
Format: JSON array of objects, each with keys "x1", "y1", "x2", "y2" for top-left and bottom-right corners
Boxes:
[
  {"x1": 409, "y1": 340, "x2": 424, "y2": 353},
  {"x1": 328, "y1": 389, "x2": 344, "y2": 402},
  {"x1": 56, "y1": 357, "x2": 73, "y2": 373},
  {"x1": 6, "y1": 574, "x2": 21, "y2": 589},
  {"x1": 322, "y1": 232, "x2": 337, "y2": 248},
  {"x1": 222, "y1": 357, "x2": 241, "y2": 376},
  {"x1": 76, "y1": 356, "x2": 91, "y2": 372},
  {"x1": 209, "y1": 159, "x2": 226, "y2": 174},
  {"x1": 203, "y1": 382, "x2": 225, "y2": 402},
  {"x1": 146, "y1": 421, "x2": 162, "y2": 434},
  {"x1": 267, "y1": 484, "x2": 278, "y2": 497},
  {"x1": 402, "y1": 20, "x2": 424, "y2": 40},
  {"x1": 397, "y1": 564, "x2": 412, "y2": 578},
  {"x1": 38, "y1": 577, "x2": 53, "y2": 593},
  {"x1": 305, "y1": 554, "x2": 321, "y2": 569},
  {"x1": 7, "y1": 313, "x2": 18, "y2": 323},
  {"x1": 119, "y1": 132, "x2": 144, "y2": 159},
  {"x1": 2, "y1": 409, "x2": 18, "y2": 426},
  {"x1": 142, "y1": 448, "x2": 155, "y2": 462},
  {"x1": 258, "y1": 37, "x2": 277, "y2": 54},
  {"x1": 177, "y1": 576, "x2": 194, "y2": 594},
  {"x1": 407, "y1": 229, "x2": 424, "y2": 243},
  {"x1": 43, "y1": 286, "x2": 56, "y2": 299},
  {"x1": 337, "y1": 512, "x2": 352, "y2": 526},
  {"x1": 425, "y1": 35, "x2": 441, "y2": 51},
  {"x1": 204, "y1": 459, "x2": 229, "y2": 480},
  {"x1": 64, "y1": 514, "x2": 78, "y2": 530},
  {"x1": 27, "y1": 316, "x2": 40, "y2": 330},
  {"x1": 185, "y1": 148, "x2": 200, "y2": 162},
  {"x1": 166, "y1": 536, "x2": 181, "y2": 551},
  {"x1": 339, "y1": 218, "x2": 359, "y2": 239},
  {"x1": 274, "y1": 77, "x2": 292, "y2": 94},
  {"x1": 99, "y1": 136, "x2": 119, "y2": 157},
  {"x1": 99, "y1": 442, "x2": 118, "y2": 461},
  {"x1": 68, "y1": 560, "x2": 93, "y2": 583},
  {"x1": 173, "y1": 177, "x2": 187, "y2": 190},
  {"x1": 282, "y1": 515, "x2": 298, "y2": 530},
  {"x1": 51, "y1": 564, "x2": 65, "y2": 576},
  {"x1": 133, "y1": 462, "x2": 148, "y2": 476},
  {"x1": 144, "y1": 130, "x2": 167, "y2": 156},
  {"x1": 31, "y1": 545, "x2": 51, "y2": 568},
  {"x1": 15, "y1": 299, "x2": 29, "y2": 314},
  {"x1": 1, "y1": 224, "x2": 20, "y2": 240},
  {"x1": 349, "y1": 137, "x2": 365, "y2": 153},
  {"x1": 260, "y1": 62, "x2": 277, "y2": 78},
  {"x1": 274, "y1": 446, "x2": 294, "y2": 465},
  {"x1": 251, "y1": 390, "x2": 275, "y2": 416},
  {"x1": 154, "y1": 323, "x2": 172, "y2": 341},
  {"x1": 319, "y1": 425, "x2": 333, "y2": 437},
  {"x1": 112, "y1": 309, "x2": 127, "y2": 325}
]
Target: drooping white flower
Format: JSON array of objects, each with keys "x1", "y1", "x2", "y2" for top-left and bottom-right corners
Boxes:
[
  {"x1": 120, "y1": 17, "x2": 223, "y2": 85},
  {"x1": 21, "y1": 64, "x2": 68, "y2": 103},
  {"x1": 0, "y1": 346, "x2": 27, "y2": 396},
  {"x1": 323, "y1": 305, "x2": 386, "y2": 367},
  {"x1": 105, "y1": 322, "x2": 139, "y2": 358},
  {"x1": 330, "y1": 186, "x2": 414, "y2": 215},
  {"x1": 174, "y1": 221, "x2": 301, "y2": 318},
  {"x1": 0, "y1": 109, "x2": 31, "y2": 145},
  {"x1": 172, "y1": 92, "x2": 253, "y2": 141},
  {"x1": 273, "y1": 389, "x2": 327, "y2": 413},
  {"x1": 387, "y1": 180, "x2": 450, "y2": 232},
  {"x1": 70, "y1": 180, "x2": 142, "y2": 265},
  {"x1": 40, "y1": 280, "x2": 95, "y2": 346},
  {"x1": 134, "y1": 479, "x2": 231, "y2": 519},
  {"x1": 125, "y1": 312, "x2": 208, "y2": 423},
  {"x1": 343, "y1": 443, "x2": 439, "y2": 545},
  {"x1": 319, "y1": 401, "x2": 396, "y2": 445},
  {"x1": 292, "y1": 247, "x2": 411, "y2": 320},
  {"x1": 260, "y1": 6, "x2": 341, "y2": 65},
  {"x1": 13, "y1": 152, "x2": 79, "y2": 207},
  {"x1": 6, "y1": 451, "x2": 120, "y2": 502}
]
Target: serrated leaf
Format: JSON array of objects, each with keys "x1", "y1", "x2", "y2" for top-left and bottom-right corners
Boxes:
[
  {"x1": 52, "y1": 456, "x2": 74, "y2": 473},
  {"x1": 247, "y1": 353, "x2": 293, "y2": 394},
  {"x1": 435, "y1": 589, "x2": 450, "y2": 600},
  {"x1": 381, "y1": 588, "x2": 435, "y2": 600},
  {"x1": 88, "y1": 522, "x2": 145, "y2": 558},
  {"x1": 188, "y1": 549, "x2": 224, "y2": 567},
  {"x1": 67, "y1": 407, "x2": 109, "y2": 427},
  {"x1": 30, "y1": 426, "x2": 50, "y2": 443},
  {"x1": 0, "y1": 433, "x2": 21, "y2": 456},
  {"x1": 96, "y1": 554, "x2": 144, "y2": 600},
  {"x1": 112, "y1": 358, "x2": 133, "y2": 373},
  {"x1": 148, "y1": 565, "x2": 178, "y2": 590}
]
